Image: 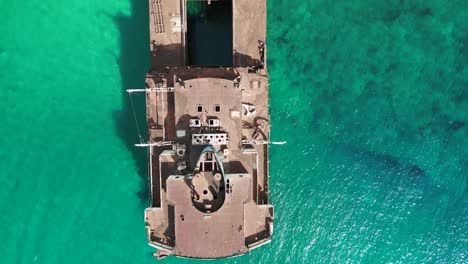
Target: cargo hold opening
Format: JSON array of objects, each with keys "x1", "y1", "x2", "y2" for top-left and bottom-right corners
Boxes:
[{"x1": 186, "y1": 0, "x2": 233, "y2": 66}]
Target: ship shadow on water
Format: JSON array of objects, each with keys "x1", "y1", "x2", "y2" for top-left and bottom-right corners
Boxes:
[{"x1": 113, "y1": 0, "x2": 150, "y2": 205}]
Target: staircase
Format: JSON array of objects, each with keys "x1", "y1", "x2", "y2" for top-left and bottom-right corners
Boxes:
[{"x1": 151, "y1": 0, "x2": 165, "y2": 34}]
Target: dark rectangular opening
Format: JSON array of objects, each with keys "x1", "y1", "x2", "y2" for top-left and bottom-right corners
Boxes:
[
  {"x1": 203, "y1": 162, "x2": 213, "y2": 172},
  {"x1": 186, "y1": 0, "x2": 233, "y2": 66}
]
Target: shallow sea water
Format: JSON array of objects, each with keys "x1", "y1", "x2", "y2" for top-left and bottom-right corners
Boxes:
[{"x1": 0, "y1": 0, "x2": 467, "y2": 263}]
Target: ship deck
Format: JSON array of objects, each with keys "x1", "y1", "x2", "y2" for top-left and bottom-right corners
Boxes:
[{"x1": 149, "y1": 0, "x2": 267, "y2": 69}]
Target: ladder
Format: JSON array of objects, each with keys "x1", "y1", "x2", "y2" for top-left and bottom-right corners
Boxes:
[{"x1": 151, "y1": 0, "x2": 165, "y2": 34}]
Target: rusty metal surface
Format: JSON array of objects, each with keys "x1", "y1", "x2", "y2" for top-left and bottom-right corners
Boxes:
[{"x1": 144, "y1": 0, "x2": 273, "y2": 259}]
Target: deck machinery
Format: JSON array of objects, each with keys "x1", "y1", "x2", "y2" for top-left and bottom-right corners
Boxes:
[{"x1": 141, "y1": 0, "x2": 274, "y2": 259}]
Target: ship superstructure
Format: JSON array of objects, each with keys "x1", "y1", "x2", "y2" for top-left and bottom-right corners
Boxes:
[{"x1": 136, "y1": 0, "x2": 274, "y2": 259}]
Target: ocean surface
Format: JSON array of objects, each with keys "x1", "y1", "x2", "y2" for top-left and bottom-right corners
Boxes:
[{"x1": 0, "y1": 0, "x2": 467, "y2": 263}]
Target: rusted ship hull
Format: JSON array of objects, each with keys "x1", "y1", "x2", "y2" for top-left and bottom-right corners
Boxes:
[{"x1": 142, "y1": 0, "x2": 273, "y2": 259}]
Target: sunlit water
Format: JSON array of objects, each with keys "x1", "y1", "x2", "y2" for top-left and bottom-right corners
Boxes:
[{"x1": 0, "y1": 0, "x2": 466, "y2": 263}]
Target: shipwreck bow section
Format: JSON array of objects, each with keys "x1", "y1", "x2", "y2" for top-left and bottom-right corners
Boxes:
[{"x1": 143, "y1": 0, "x2": 273, "y2": 259}]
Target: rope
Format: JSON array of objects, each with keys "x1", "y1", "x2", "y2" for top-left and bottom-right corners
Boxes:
[{"x1": 128, "y1": 92, "x2": 145, "y2": 144}]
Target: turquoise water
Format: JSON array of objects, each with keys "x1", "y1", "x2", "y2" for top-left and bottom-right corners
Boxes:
[{"x1": 0, "y1": 0, "x2": 466, "y2": 263}]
